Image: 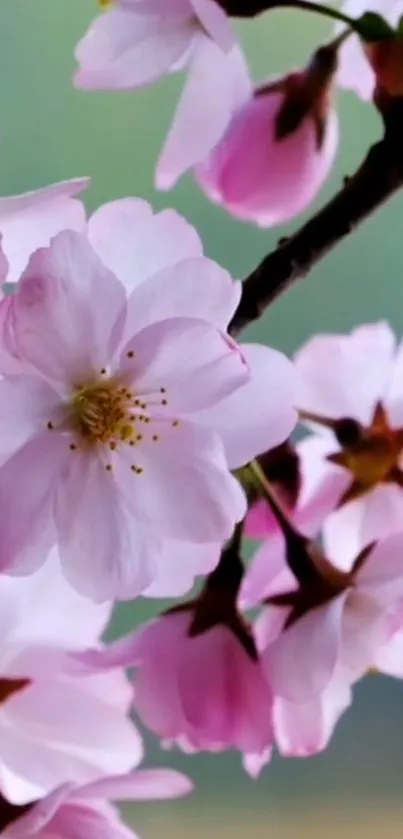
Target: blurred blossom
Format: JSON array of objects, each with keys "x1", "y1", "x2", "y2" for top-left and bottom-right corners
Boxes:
[
  {"x1": 295, "y1": 321, "x2": 403, "y2": 566},
  {"x1": 74, "y1": 0, "x2": 234, "y2": 90},
  {"x1": 3, "y1": 767, "x2": 192, "y2": 839},
  {"x1": 0, "y1": 554, "x2": 141, "y2": 805}
]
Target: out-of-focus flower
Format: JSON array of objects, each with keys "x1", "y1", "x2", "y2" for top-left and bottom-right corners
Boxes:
[
  {"x1": 195, "y1": 65, "x2": 338, "y2": 226},
  {"x1": 3, "y1": 767, "x2": 192, "y2": 839},
  {"x1": 76, "y1": 609, "x2": 274, "y2": 761},
  {"x1": 0, "y1": 195, "x2": 296, "y2": 601},
  {"x1": 295, "y1": 321, "x2": 403, "y2": 565},
  {"x1": 74, "y1": 0, "x2": 234, "y2": 91},
  {"x1": 244, "y1": 523, "x2": 403, "y2": 703},
  {"x1": 157, "y1": 41, "x2": 339, "y2": 226},
  {"x1": 336, "y1": 0, "x2": 403, "y2": 99},
  {"x1": 0, "y1": 553, "x2": 141, "y2": 805}
]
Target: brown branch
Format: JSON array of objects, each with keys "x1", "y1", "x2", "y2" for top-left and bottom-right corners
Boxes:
[{"x1": 229, "y1": 98, "x2": 403, "y2": 336}]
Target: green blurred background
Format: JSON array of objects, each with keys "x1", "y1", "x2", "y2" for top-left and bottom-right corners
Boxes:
[{"x1": 2, "y1": 2, "x2": 403, "y2": 836}]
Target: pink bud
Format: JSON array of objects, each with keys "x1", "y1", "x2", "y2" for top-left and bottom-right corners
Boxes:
[{"x1": 196, "y1": 72, "x2": 339, "y2": 227}]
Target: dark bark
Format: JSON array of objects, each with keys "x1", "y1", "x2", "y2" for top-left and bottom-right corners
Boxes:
[{"x1": 230, "y1": 100, "x2": 403, "y2": 335}]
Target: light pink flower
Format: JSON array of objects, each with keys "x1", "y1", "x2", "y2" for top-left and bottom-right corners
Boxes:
[
  {"x1": 79, "y1": 611, "x2": 274, "y2": 758},
  {"x1": 194, "y1": 74, "x2": 338, "y2": 226},
  {"x1": 247, "y1": 528, "x2": 403, "y2": 703},
  {"x1": 3, "y1": 767, "x2": 192, "y2": 839},
  {"x1": 0, "y1": 200, "x2": 296, "y2": 600},
  {"x1": 295, "y1": 321, "x2": 403, "y2": 566},
  {"x1": 74, "y1": 0, "x2": 233, "y2": 91},
  {"x1": 0, "y1": 553, "x2": 142, "y2": 805},
  {"x1": 336, "y1": 0, "x2": 403, "y2": 99}
]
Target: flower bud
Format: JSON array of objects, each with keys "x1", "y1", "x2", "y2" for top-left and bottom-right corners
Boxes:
[{"x1": 196, "y1": 46, "x2": 339, "y2": 226}]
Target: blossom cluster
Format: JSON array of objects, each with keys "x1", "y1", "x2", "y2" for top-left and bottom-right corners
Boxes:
[{"x1": 0, "y1": 0, "x2": 402, "y2": 837}]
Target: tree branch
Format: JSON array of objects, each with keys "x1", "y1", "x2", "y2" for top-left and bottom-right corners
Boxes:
[{"x1": 230, "y1": 101, "x2": 403, "y2": 336}]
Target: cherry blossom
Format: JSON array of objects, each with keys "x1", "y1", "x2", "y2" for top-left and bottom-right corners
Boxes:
[
  {"x1": 76, "y1": 610, "x2": 274, "y2": 760},
  {"x1": 244, "y1": 524, "x2": 403, "y2": 702},
  {"x1": 295, "y1": 321, "x2": 403, "y2": 565},
  {"x1": 74, "y1": 0, "x2": 234, "y2": 91},
  {"x1": 0, "y1": 204, "x2": 296, "y2": 600},
  {"x1": 195, "y1": 66, "x2": 338, "y2": 226},
  {"x1": 0, "y1": 553, "x2": 141, "y2": 805},
  {"x1": 3, "y1": 768, "x2": 192, "y2": 839}
]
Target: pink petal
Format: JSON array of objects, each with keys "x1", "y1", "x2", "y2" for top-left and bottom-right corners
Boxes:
[
  {"x1": 0, "y1": 550, "x2": 111, "y2": 651},
  {"x1": 191, "y1": 0, "x2": 234, "y2": 50},
  {"x1": 55, "y1": 453, "x2": 158, "y2": 602},
  {"x1": 242, "y1": 749, "x2": 272, "y2": 778},
  {"x1": 0, "y1": 432, "x2": 68, "y2": 576},
  {"x1": 114, "y1": 420, "x2": 246, "y2": 542},
  {"x1": 340, "y1": 591, "x2": 388, "y2": 682},
  {"x1": 75, "y1": 768, "x2": 192, "y2": 801},
  {"x1": 296, "y1": 434, "x2": 350, "y2": 539},
  {"x1": 239, "y1": 534, "x2": 296, "y2": 610},
  {"x1": 0, "y1": 375, "x2": 62, "y2": 463},
  {"x1": 177, "y1": 626, "x2": 273, "y2": 753},
  {"x1": 3, "y1": 784, "x2": 72, "y2": 836},
  {"x1": 196, "y1": 89, "x2": 338, "y2": 227},
  {"x1": 75, "y1": 670, "x2": 133, "y2": 715},
  {"x1": 157, "y1": 37, "x2": 251, "y2": 189},
  {"x1": 11, "y1": 231, "x2": 126, "y2": 386},
  {"x1": 75, "y1": 8, "x2": 195, "y2": 90},
  {"x1": 274, "y1": 678, "x2": 351, "y2": 757},
  {"x1": 123, "y1": 257, "x2": 240, "y2": 337},
  {"x1": 143, "y1": 539, "x2": 220, "y2": 597},
  {"x1": 324, "y1": 486, "x2": 403, "y2": 571},
  {"x1": 196, "y1": 344, "x2": 297, "y2": 469},
  {"x1": 264, "y1": 593, "x2": 348, "y2": 702},
  {"x1": 385, "y1": 334, "x2": 403, "y2": 425},
  {"x1": 375, "y1": 625, "x2": 403, "y2": 677},
  {"x1": 43, "y1": 801, "x2": 135, "y2": 839},
  {"x1": 88, "y1": 199, "x2": 202, "y2": 295},
  {"x1": 357, "y1": 532, "x2": 403, "y2": 603},
  {"x1": 3, "y1": 680, "x2": 143, "y2": 795},
  {"x1": 295, "y1": 322, "x2": 396, "y2": 424},
  {"x1": 0, "y1": 178, "x2": 89, "y2": 284},
  {"x1": 121, "y1": 317, "x2": 249, "y2": 412}
]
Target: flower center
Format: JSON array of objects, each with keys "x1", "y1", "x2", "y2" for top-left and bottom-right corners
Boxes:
[
  {"x1": 68, "y1": 378, "x2": 138, "y2": 446},
  {"x1": 326, "y1": 403, "x2": 403, "y2": 504}
]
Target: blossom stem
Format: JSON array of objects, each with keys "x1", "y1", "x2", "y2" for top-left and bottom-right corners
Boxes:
[
  {"x1": 298, "y1": 409, "x2": 336, "y2": 429},
  {"x1": 218, "y1": 0, "x2": 356, "y2": 27},
  {"x1": 249, "y1": 460, "x2": 318, "y2": 584},
  {"x1": 206, "y1": 521, "x2": 244, "y2": 594},
  {"x1": 230, "y1": 97, "x2": 403, "y2": 335}
]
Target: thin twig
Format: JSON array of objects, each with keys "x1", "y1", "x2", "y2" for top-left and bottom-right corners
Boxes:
[{"x1": 230, "y1": 100, "x2": 403, "y2": 335}]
